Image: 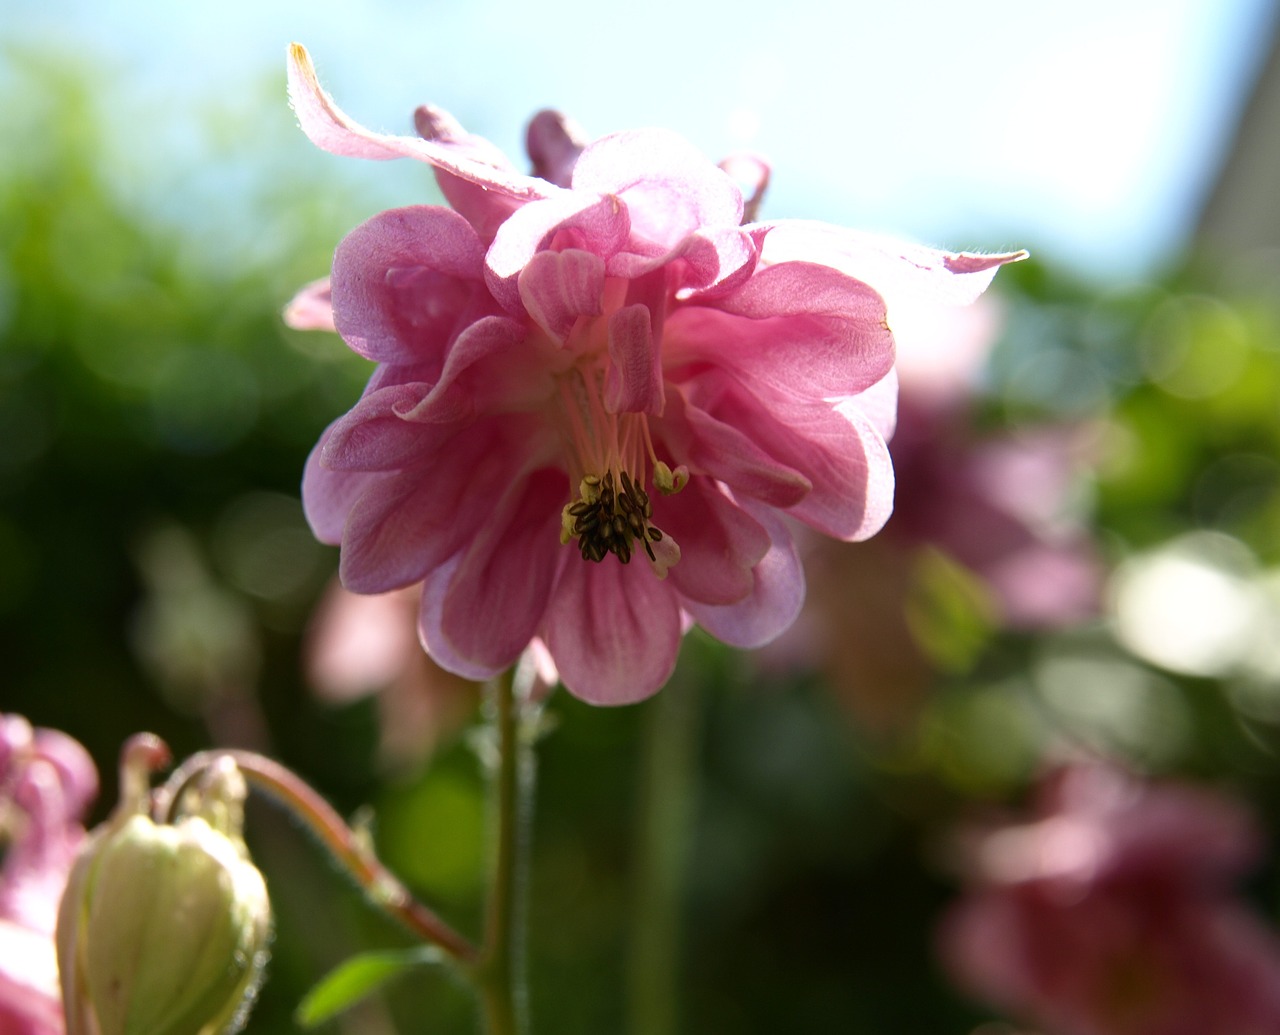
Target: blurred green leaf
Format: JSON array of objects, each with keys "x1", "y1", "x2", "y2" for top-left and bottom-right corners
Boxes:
[{"x1": 295, "y1": 946, "x2": 447, "y2": 1028}]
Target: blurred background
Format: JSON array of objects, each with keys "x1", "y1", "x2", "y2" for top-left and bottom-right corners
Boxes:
[{"x1": 3, "y1": 2, "x2": 1280, "y2": 1032}]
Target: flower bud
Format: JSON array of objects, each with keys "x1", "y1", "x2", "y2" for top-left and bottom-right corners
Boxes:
[{"x1": 56, "y1": 740, "x2": 271, "y2": 1035}]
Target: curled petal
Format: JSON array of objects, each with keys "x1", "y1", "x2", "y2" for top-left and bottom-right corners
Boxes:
[
  {"x1": 661, "y1": 390, "x2": 811, "y2": 508},
  {"x1": 526, "y1": 110, "x2": 589, "y2": 188},
  {"x1": 486, "y1": 192, "x2": 631, "y2": 313},
  {"x1": 302, "y1": 423, "x2": 385, "y2": 544},
  {"x1": 655, "y1": 479, "x2": 771, "y2": 606},
  {"x1": 752, "y1": 219, "x2": 1027, "y2": 310},
  {"x1": 321, "y1": 382, "x2": 445, "y2": 471},
  {"x1": 517, "y1": 249, "x2": 605, "y2": 343},
  {"x1": 287, "y1": 43, "x2": 556, "y2": 203},
  {"x1": 332, "y1": 206, "x2": 487, "y2": 364},
  {"x1": 572, "y1": 129, "x2": 744, "y2": 251},
  {"x1": 605, "y1": 304, "x2": 663, "y2": 415},
  {"x1": 682, "y1": 503, "x2": 805, "y2": 648},
  {"x1": 544, "y1": 555, "x2": 683, "y2": 705},
  {"x1": 668, "y1": 262, "x2": 894, "y2": 399}
]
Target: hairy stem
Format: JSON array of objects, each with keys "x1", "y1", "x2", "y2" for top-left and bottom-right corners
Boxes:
[{"x1": 155, "y1": 747, "x2": 479, "y2": 965}]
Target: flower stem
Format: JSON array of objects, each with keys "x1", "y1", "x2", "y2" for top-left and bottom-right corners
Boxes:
[
  {"x1": 154, "y1": 746, "x2": 479, "y2": 965},
  {"x1": 477, "y1": 666, "x2": 534, "y2": 1035},
  {"x1": 628, "y1": 670, "x2": 702, "y2": 1035}
]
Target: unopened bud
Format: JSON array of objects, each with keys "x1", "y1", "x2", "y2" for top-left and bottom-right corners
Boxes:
[{"x1": 57, "y1": 742, "x2": 271, "y2": 1035}]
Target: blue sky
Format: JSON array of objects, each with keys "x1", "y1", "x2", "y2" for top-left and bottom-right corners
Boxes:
[{"x1": 4, "y1": 0, "x2": 1276, "y2": 279}]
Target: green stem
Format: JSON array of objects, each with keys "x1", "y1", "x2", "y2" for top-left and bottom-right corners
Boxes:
[
  {"x1": 628, "y1": 674, "x2": 701, "y2": 1035},
  {"x1": 154, "y1": 746, "x2": 479, "y2": 965},
  {"x1": 477, "y1": 667, "x2": 534, "y2": 1035}
]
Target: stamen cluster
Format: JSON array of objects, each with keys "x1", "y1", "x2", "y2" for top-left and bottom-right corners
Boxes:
[{"x1": 563, "y1": 471, "x2": 664, "y2": 565}]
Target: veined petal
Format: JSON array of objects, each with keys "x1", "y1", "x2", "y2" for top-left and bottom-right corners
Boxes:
[
  {"x1": 682, "y1": 371, "x2": 895, "y2": 541},
  {"x1": 287, "y1": 43, "x2": 557, "y2": 204},
  {"x1": 667, "y1": 261, "x2": 895, "y2": 399},
  {"x1": 604, "y1": 303, "x2": 663, "y2": 415},
  {"x1": 486, "y1": 192, "x2": 631, "y2": 313},
  {"x1": 660, "y1": 390, "x2": 811, "y2": 508},
  {"x1": 302, "y1": 422, "x2": 384, "y2": 544},
  {"x1": 397, "y1": 314, "x2": 531, "y2": 423},
  {"x1": 431, "y1": 469, "x2": 565, "y2": 674},
  {"x1": 517, "y1": 248, "x2": 605, "y2": 344},
  {"x1": 655, "y1": 479, "x2": 771, "y2": 606},
  {"x1": 544, "y1": 555, "x2": 682, "y2": 705},
  {"x1": 752, "y1": 219, "x2": 1027, "y2": 310},
  {"x1": 332, "y1": 206, "x2": 487, "y2": 364},
  {"x1": 571, "y1": 129, "x2": 743, "y2": 250},
  {"x1": 683, "y1": 503, "x2": 805, "y2": 648},
  {"x1": 338, "y1": 417, "x2": 538, "y2": 592},
  {"x1": 321, "y1": 382, "x2": 450, "y2": 470}
]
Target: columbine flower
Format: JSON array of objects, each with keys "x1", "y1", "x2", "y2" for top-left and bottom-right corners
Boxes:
[
  {"x1": 286, "y1": 43, "x2": 1024, "y2": 704},
  {"x1": 0, "y1": 714, "x2": 98, "y2": 1035},
  {"x1": 938, "y1": 761, "x2": 1280, "y2": 1035}
]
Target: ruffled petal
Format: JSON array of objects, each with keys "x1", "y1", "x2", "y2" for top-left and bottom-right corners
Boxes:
[
  {"x1": 659, "y1": 390, "x2": 810, "y2": 508},
  {"x1": 654, "y1": 478, "x2": 770, "y2": 606},
  {"x1": 517, "y1": 248, "x2": 605, "y2": 344},
  {"x1": 287, "y1": 44, "x2": 557, "y2": 204},
  {"x1": 604, "y1": 303, "x2": 663, "y2": 415},
  {"x1": 428, "y1": 469, "x2": 565, "y2": 675},
  {"x1": 751, "y1": 219, "x2": 1027, "y2": 310},
  {"x1": 321, "y1": 382, "x2": 452, "y2": 470},
  {"x1": 571, "y1": 129, "x2": 743, "y2": 251},
  {"x1": 544, "y1": 555, "x2": 683, "y2": 705},
  {"x1": 682, "y1": 503, "x2": 805, "y2": 648},
  {"x1": 331, "y1": 206, "x2": 488, "y2": 364},
  {"x1": 338, "y1": 417, "x2": 536, "y2": 592},
  {"x1": 485, "y1": 192, "x2": 631, "y2": 313},
  {"x1": 302, "y1": 423, "x2": 385, "y2": 544},
  {"x1": 681, "y1": 370, "x2": 895, "y2": 541},
  {"x1": 666, "y1": 261, "x2": 895, "y2": 400}
]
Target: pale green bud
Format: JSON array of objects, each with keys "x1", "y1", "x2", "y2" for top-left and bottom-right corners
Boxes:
[{"x1": 57, "y1": 746, "x2": 271, "y2": 1035}]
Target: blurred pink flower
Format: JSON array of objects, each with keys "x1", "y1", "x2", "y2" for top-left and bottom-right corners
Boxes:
[
  {"x1": 939, "y1": 761, "x2": 1280, "y2": 1035},
  {"x1": 286, "y1": 44, "x2": 1023, "y2": 705},
  {"x1": 0, "y1": 714, "x2": 98, "y2": 1035},
  {"x1": 772, "y1": 298, "x2": 1098, "y2": 731},
  {"x1": 304, "y1": 579, "x2": 480, "y2": 772}
]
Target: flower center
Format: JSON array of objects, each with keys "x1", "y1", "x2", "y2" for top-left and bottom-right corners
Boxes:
[{"x1": 553, "y1": 365, "x2": 687, "y2": 573}]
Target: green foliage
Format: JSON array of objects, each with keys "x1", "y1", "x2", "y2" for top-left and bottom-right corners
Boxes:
[{"x1": 295, "y1": 948, "x2": 448, "y2": 1028}]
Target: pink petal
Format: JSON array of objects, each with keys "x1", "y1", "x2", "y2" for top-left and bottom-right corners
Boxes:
[
  {"x1": 485, "y1": 192, "x2": 631, "y2": 313},
  {"x1": 331, "y1": 206, "x2": 489, "y2": 363},
  {"x1": 431, "y1": 469, "x2": 565, "y2": 674},
  {"x1": 287, "y1": 44, "x2": 556, "y2": 204},
  {"x1": 655, "y1": 478, "x2": 770, "y2": 606},
  {"x1": 302, "y1": 424, "x2": 385, "y2": 544},
  {"x1": 283, "y1": 277, "x2": 335, "y2": 331},
  {"x1": 604, "y1": 303, "x2": 663, "y2": 415},
  {"x1": 681, "y1": 371, "x2": 894, "y2": 541},
  {"x1": 571, "y1": 129, "x2": 743, "y2": 251},
  {"x1": 525, "y1": 110, "x2": 588, "y2": 188},
  {"x1": 338, "y1": 417, "x2": 539, "y2": 592},
  {"x1": 517, "y1": 248, "x2": 605, "y2": 344},
  {"x1": 321, "y1": 382, "x2": 447, "y2": 471},
  {"x1": 682, "y1": 502, "x2": 805, "y2": 648},
  {"x1": 752, "y1": 219, "x2": 1027, "y2": 309},
  {"x1": 667, "y1": 261, "x2": 894, "y2": 400},
  {"x1": 397, "y1": 314, "x2": 531, "y2": 422},
  {"x1": 660, "y1": 390, "x2": 811, "y2": 508},
  {"x1": 544, "y1": 555, "x2": 683, "y2": 705}
]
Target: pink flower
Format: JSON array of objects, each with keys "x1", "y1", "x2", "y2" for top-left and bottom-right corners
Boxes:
[
  {"x1": 939, "y1": 761, "x2": 1280, "y2": 1035},
  {"x1": 0, "y1": 715, "x2": 98, "y2": 1035},
  {"x1": 286, "y1": 44, "x2": 1024, "y2": 704}
]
